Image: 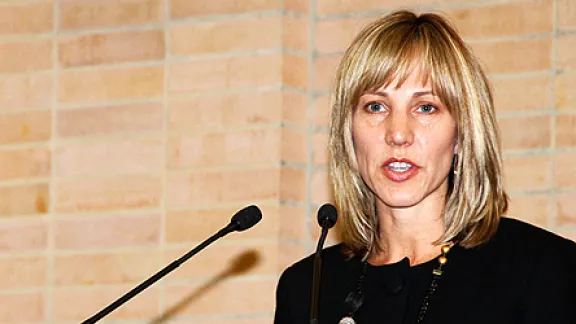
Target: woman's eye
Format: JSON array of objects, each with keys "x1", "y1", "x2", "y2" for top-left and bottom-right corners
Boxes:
[
  {"x1": 417, "y1": 104, "x2": 437, "y2": 114},
  {"x1": 366, "y1": 102, "x2": 385, "y2": 112}
]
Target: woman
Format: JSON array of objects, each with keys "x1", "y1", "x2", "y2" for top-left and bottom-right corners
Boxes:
[{"x1": 274, "y1": 10, "x2": 576, "y2": 324}]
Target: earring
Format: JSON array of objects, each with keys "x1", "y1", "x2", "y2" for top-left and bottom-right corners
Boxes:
[{"x1": 452, "y1": 154, "x2": 459, "y2": 176}]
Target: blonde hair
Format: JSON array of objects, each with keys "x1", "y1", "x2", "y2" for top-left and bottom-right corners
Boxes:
[{"x1": 329, "y1": 10, "x2": 509, "y2": 259}]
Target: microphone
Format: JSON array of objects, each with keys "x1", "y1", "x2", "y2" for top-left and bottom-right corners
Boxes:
[
  {"x1": 81, "y1": 205, "x2": 262, "y2": 324},
  {"x1": 310, "y1": 203, "x2": 338, "y2": 324},
  {"x1": 317, "y1": 203, "x2": 338, "y2": 230}
]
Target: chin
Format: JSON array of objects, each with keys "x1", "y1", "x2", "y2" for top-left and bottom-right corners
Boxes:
[{"x1": 379, "y1": 194, "x2": 422, "y2": 209}]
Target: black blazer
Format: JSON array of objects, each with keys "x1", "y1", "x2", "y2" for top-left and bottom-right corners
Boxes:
[{"x1": 274, "y1": 218, "x2": 576, "y2": 323}]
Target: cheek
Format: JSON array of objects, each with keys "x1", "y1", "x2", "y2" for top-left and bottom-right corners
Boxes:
[
  {"x1": 425, "y1": 128, "x2": 457, "y2": 166},
  {"x1": 352, "y1": 125, "x2": 378, "y2": 178},
  {"x1": 352, "y1": 125, "x2": 382, "y2": 163}
]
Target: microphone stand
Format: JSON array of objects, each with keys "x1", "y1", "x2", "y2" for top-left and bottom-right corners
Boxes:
[
  {"x1": 81, "y1": 222, "x2": 239, "y2": 324},
  {"x1": 310, "y1": 220, "x2": 330, "y2": 324}
]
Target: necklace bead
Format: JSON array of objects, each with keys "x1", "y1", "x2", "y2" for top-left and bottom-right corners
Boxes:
[{"x1": 339, "y1": 316, "x2": 356, "y2": 324}]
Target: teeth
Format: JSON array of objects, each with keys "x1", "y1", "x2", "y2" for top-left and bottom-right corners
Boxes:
[{"x1": 388, "y1": 161, "x2": 413, "y2": 172}]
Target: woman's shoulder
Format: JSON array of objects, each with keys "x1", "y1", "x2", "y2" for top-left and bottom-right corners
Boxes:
[
  {"x1": 479, "y1": 217, "x2": 576, "y2": 321},
  {"x1": 493, "y1": 217, "x2": 576, "y2": 254},
  {"x1": 469, "y1": 216, "x2": 576, "y2": 273}
]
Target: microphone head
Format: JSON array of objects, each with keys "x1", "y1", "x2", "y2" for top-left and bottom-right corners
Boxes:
[
  {"x1": 231, "y1": 205, "x2": 262, "y2": 231},
  {"x1": 317, "y1": 203, "x2": 338, "y2": 229}
]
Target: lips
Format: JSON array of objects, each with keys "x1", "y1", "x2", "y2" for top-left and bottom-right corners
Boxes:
[{"x1": 382, "y1": 158, "x2": 420, "y2": 182}]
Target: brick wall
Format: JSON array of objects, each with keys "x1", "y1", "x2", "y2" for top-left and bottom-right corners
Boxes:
[{"x1": 0, "y1": 0, "x2": 573, "y2": 323}]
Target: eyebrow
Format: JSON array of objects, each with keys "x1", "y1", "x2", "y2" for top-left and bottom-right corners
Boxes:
[{"x1": 366, "y1": 90, "x2": 435, "y2": 98}]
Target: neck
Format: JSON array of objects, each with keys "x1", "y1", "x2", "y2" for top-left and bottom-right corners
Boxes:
[{"x1": 369, "y1": 199, "x2": 447, "y2": 266}]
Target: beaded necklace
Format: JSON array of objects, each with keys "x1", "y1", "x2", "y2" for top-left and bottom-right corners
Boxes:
[{"x1": 339, "y1": 243, "x2": 452, "y2": 324}]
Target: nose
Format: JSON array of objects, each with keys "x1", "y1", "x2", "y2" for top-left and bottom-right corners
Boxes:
[{"x1": 385, "y1": 111, "x2": 414, "y2": 146}]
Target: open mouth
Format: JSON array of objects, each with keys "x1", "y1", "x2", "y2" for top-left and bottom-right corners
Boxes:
[
  {"x1": 382, "y1": 159, "x2": 419, "y2": 182},
  {"x1": 386, "y1": 161, "x2": 414, "y2": 173}
]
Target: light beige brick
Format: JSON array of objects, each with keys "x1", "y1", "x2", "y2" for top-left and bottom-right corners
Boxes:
[
  {"x1": 55, "y1": 175, "x2": 161, "y2": 213},
  {"x1": 314, "y1": 54, "x2": 342, "y2": 91},
  {"x1": 55, "y1": 214, "x2": 160, "y2": 250},
  {"x1": 0, "y1": 1, "x2": 52, "y2": 36},
  {"x1": 0, "y1": 74, "x2": 52, "y2": 111},
  {"x1": 0, "y1": 40, "x2": 52, "y2": 74},
  {"x1": 0, "y1": 110, "x2": 51, "y2": 145},
  {"x1": 0, "y1": 183, "x2": 49, "y2": 217},
  {"x1": 284, "y1": 16, "x2": 309, "y2": 52},
  {"x1": 449, "y1": 0, "x2": 552, "y2": 39},
  {"x1": 557, "y1": 193, "x2": 576, "y2": 225},
  {"x1": 279, "y1": 204, "x2": 306, "y2": 241},
  {"x1": 58, "y1": 66, "x2": 163, "y2": 104},
  {"x1": 167, "y1": 169, "x2": 279, "y2": 207},
  {"x1": 558, "y1": 0, "x2": 576, "y2": 30},
  {"x1": 0, "y1": 256, "x2": 46, "y2": 289},
  {"x1": 55, "y1": 138, "x2": 163, "y2": 177},
  {"x1": 282, "y1": 91, "x2": 307, "y2": 126},
  {"x1": 0, "y1": 293, "x2": 44, "y2": 322},
  {"x1": 311, "y1": 169, "x2": 332, "y2": 205},
  {"x1": 0, "y1": 219, "x2": 47, "y2": 253},
  {"x1": 164, "y1": 279, "x2": 276, "y2": 316},
  {"x1": 505, "y1": 195, "x2": 550, "y2": 229},
  {"x1": 558, "y1": 34, "x2": 576, "y2": 71},
  {"x1": 0, "y1": 148, "x2": 50, "y2": 181},
  {"x1": 315, "y1": 17, "x2": 375, "y2": 53},
  {"x1": 280, "y1": 167, "x2": 306, "y2": 202},
  {"x1": 556, "y1": 114, "x2": 576, "y2": 148},
  {"x1": 316, "y1": 0, "x2": 390, "y2": 15},
  {"x1": 171, "y1": 17, "x2": 281, "y2": 56},
  {"x1": 171, "y1": 0, "x2": 281, "y2": 18},
  {"x1": 314, "y1": 95, "x2": 331, "y2": 127},
  {"x1": 286, "y1": 0, "x2": 309, "y2": 13},
  {"x1": 169, "y1": 55, "x2": 281, "y2": 94},
  {"x1": 471, "y1": 38, "x2": 551, "y2": 74},
  {"x1": 169, "y1": 91, "x2": 281, "y2": 131},
  {"x1": 556, "y1": 72, "x2": 576, "y2": 110},
  {"x1": 57, "y1": 102, "x2": 163, "y2": 138},
  {"x1": 281, "y1": 129, "x2": 307, "y2": 164},
  {"x1": 60, "y1": 0, "x2": 163, "y2": 30},
  {"x1": 315, "y1": 0, "x2": 484, "y2": 15},
  {"x1": 59, "y1": 29, "x2": 165, "y2": 68},
  {"x1": 498, "y1": 115, "x2": 551, "y2": 150},
  {"x1": 312, "y1": 132, "x2": 329, "y2": 165},
  {"x1": 283, "y1": 54, "x2": 308, "y2": 89},
  {"x1": 167, "y1": 129, "x2": 280, "y2": 169},
  {"x1": 506, "y1": 195, "x2": 552, "y2": 228},
  {"x1": 492, "y1": 75, "x2": 551, "y2": 112},
  {"x1": 555, "y1": 152, "x2": 576, "y2": 189},
  {"x1": 503, "y1": 155, "x2": 551, "y2": 192}
]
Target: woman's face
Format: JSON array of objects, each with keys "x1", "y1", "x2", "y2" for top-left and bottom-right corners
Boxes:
[{"x1": 352, "y1": 70, "x2": 457, "y2": 210}]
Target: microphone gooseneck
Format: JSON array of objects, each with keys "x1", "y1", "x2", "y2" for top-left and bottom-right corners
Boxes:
[
  {"x1": 310, "y1": 203, "x2": 338, "y2": 324},
  {"x1": 81, "y1": 205, "x2": 262, "y2": 324}
]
